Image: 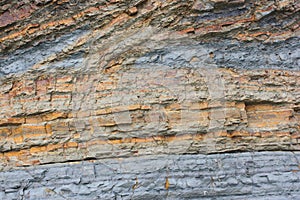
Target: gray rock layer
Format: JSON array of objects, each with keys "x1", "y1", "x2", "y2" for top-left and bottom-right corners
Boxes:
[{"x1": 1, "y1": 152, "x2": 300, "y2": 200}]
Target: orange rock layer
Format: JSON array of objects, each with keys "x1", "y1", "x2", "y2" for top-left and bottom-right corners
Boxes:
[{"x1": 0, "y1": 67, "x2": 299, "y2": 170}]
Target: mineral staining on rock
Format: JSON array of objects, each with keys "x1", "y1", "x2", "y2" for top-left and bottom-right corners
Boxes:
[{"x1": 0, "y1": 0, "x2": 299, "y2": 199}]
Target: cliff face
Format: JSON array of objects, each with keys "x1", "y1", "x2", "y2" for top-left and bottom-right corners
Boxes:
[{"x1": 0, "y1": 0, "x2": 299, "y2": 199}]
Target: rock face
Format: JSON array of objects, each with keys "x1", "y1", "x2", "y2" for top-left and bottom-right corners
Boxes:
[
  {"x1": 1, "y1": 152, "x2": 300, "y2": 199},
  {"x1": 0, "y1": 0, "x2": 299, "y2": 199}
]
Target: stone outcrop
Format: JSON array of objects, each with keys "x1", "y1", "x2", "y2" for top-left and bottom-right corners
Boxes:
[
  {"x1": 1, "y1": 152, "x2": 300, "y2": 199},
  {"x1": 0, "y1": 0, "x2": 299, "y2": 199}
]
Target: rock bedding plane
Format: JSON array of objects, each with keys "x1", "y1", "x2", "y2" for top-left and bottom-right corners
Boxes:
[{"x1": 0, "y1": 0, "x2": 299, "y2": 199}]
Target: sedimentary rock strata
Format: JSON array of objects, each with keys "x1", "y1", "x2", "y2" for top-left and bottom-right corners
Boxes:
[{"x1": 0, "y1": 0, "x2": 299, "y2": 199}]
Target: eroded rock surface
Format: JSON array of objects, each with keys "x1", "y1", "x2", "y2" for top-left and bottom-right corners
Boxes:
[{"x1": 0, "y1": 0, "x2": 299, "y2": 199}]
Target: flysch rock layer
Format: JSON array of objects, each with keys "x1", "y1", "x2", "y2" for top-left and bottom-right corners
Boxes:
[{"x1": 0, "y1": 0, "x2": 299, "y2": 199}]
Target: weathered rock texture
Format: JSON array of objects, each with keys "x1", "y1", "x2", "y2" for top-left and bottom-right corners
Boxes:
[
  {"x1": 0, "y1": 0, "x2": 299, "y2": 199},
  {"x1": 1, "y1": 152, "x2": 300, "y2": 199}
]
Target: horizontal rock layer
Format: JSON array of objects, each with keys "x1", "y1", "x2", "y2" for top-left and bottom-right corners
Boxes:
[
  {"x1": 1, "y1": 152, "x2": 300, "y2": 199},
  {"x1": 0, "y1": 66, "x2": 299, "y2": 170}
]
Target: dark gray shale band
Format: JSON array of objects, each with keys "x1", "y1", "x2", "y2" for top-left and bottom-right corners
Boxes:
[
  {"x1": 0, "y1": 34, "x2": 299, "y2": 77},
  {"x1": 1, "y1": 151, "x2": 299, "y2": 199},
  {"x1": 135, "y1": 37, "x2": 300, "y2": 70},
  {"x1": 0, "y1": 29, "x2": 88, "y2": 76}
]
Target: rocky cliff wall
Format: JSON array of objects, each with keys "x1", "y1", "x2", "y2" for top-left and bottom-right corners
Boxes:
[{"x1": 0, "y1": 0, "x2": 299, "y2": 199}]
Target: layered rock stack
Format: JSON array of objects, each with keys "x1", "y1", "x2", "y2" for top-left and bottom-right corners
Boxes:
[{"x1": 0, "y1": 0, "x2": 299, "y2": 199}]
